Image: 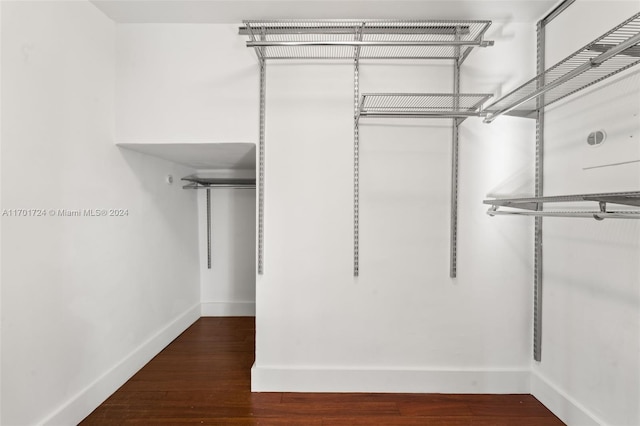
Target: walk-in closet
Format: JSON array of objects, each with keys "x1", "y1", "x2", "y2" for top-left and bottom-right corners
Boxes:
[{"x1": 1, "y1": 1, "x2": 639, "y2": 425}]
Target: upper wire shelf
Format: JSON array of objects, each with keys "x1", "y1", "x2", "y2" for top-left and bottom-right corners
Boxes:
[
  {"x1": 239, "y1": 19, "x2": 493, "y2": 62},
  {"x1": 358, "y1": 93, "x2": 492, "y2": 119},
  {"x1": 484, "y1": 190, "x2": 640, "y2": 220},
  {"x1": 484, "y1": 12, "x2": 640, "y2": 122}
]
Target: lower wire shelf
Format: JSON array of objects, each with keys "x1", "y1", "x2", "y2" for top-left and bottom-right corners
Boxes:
[
  {"x1": 484, "y1": 190, "x2": 640, "y2": 220},
  {"x1": 358, "y1": 93, "x2": 492, "y2": 120}
]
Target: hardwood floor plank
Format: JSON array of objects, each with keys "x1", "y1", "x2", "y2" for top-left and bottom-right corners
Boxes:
[
  {"x1": 395, "y1": 394, "x2": 475, "y2": 416},
  {"x1": 471, "y1": 416, "x2": 566, "y2": 426},
  {"x1": 322, "y1": 416, "x2": 473, "y2": 425},
  {"x1": 252, "y1": 401, "x2": 400, "y2": 417},
  {"x1": 104, "y1": 390, "x2": 282, "y2": 406},
  {"x1": 121, "y1": 418, "x2": 323, "y2": 425},
  {"x1": 466, "y1": 394, "x2": 558, "y2": 417},
  {"x1": 80, "y1": 318, "x2": 565, "y2": 425}
]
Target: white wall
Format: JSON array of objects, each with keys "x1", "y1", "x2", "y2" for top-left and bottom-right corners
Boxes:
[
  {"x1": 252, "y1": 22, "x2": 537, "y2": 392},
  {"x1": 116, "y1": 25, "x2": 259, "y2": 317},
  {"x1": 531, "y1": 2, "x2": 640, "y2": 426},
  {"x1": 198, "y1": 182, "x2": 256, "y2": 316},
  {"x1": 0, "y1": 1, "x2": 3, "y2": 421},
  {"x1": 0, "y1": 2, "x2": 201, "y2": 425},
  {"x1": 115, "y1": 24, "x2": 258, "y2": 143}
]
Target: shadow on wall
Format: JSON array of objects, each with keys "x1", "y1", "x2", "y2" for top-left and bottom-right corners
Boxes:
[
  {"x1": 463, "y1": 21, "x2": 520, "y2": 102},
  {"x1": 227, "y1": 188, "x2": 257, "y2": 302},
  {"x1": 545, "y1": 68, "x2": 640, "y2": 170},
  {"x1": 486, "y1": 167, "x2": 534, "y2": 199},
  {"x1": 116, "y1": 147, "x2": 200, "y2": 273},
  {"x1": 225, "y1": 145, "x2": 256, "y2": 303}
]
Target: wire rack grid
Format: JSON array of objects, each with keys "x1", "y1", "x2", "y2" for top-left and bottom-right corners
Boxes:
[
  {"x1": 240, "y1": 19, "x2": 493, "y2": 60},
  {"x1": 485, "y1": 12, "x2": 640, "y2": 117},
  {"x1": 360, "y1": 93, "x2": 492, "y2": 115}
]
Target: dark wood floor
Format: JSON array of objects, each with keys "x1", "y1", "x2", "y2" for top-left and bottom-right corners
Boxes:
[{"x1": 81, "y1": 317, "x2": 565, "y2": 425}]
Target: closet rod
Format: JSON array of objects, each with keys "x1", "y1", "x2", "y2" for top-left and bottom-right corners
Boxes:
[
  {"x1": 484, "y1": 31, "x2": 640, "y2": 123},
  {"x1": 246, "y1": 40, "x2": 494, "y2": 47},
  {"x1": 359, "y1": 111, "x2": 481, "y2": 119},
  {"x1": 484, "y1": 190, "x2": 640, "y2": 207},
  {"x1": 183, "y1": 184, "x2": 256, "y2": 189},
  {"x1": 487, "y1": 210, "x2": 640, "y2": 219},
  {"x1": 207, "y1": 188, "x2": 211, "y2": 269}
]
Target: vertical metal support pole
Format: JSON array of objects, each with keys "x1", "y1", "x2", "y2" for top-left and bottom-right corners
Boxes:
[
  {"x1": 258, "y1": 53, "x2": 266, "y2": 275},
  {"x1": 353, "y1": 60, "x2": 360, "y2": 277},
  {"x1": 206, "y1": 188, "x2": 212, "y2": 269},
  {"x1": 450, "y1": 32, "x2": 461, "y2": 278},
  {"x1": 533, "y1": 20, "x2": 546, "y2": 362},
  {"x1": 531, "y1": 0, "x2": 574, "y2": 361},
  {"x1": 353, "y1": 25, "x2": 362, "y2": 277}
]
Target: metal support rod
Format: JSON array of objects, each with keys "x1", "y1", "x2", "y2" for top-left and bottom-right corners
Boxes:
[
  {"x1": 258, "y1": 52, "x2": 266, "y2": 275},
  {"x1": 483, "y1": 190, "x2": 640, "y2": 207},
  {"x1": 359, "y1": 111, "x2": 482, "y2": 118},
  {"x1": 487, "y1": 210, "x2": 640, "y2": 219},
  {"x1": 353, "y1": 26, "x2": 362, "y2": 277},
  {"x1": 245, "y1": 24, "x2": 264, "y2": 62},
  {"x1": 450, "y1": 32, "x2": 461, "y2": 279},
  {"x1": 206, "y1": 188, "x2": 212, "y2": 269},
  {"x1": 533, "y1": 18, "x2": 546, "y2": 363},
  {"x1": 591, "y1": 32, "x2": 640, "y2": 64},
  {"x1": 183, "y1": 184, "x2": 256, "y2": 189},
  {"x1": 460, "y1": 20, "x2": 492, "y2": 65},
  {"x1": 541, "y1": 0, "x2": 576, "y2": 25},
  {"x1": 588, "y1": 44, "x2": 640, "y2": 58},
  {"x1": 247, "y1": 40, "x2": 494, "y2": 48}
]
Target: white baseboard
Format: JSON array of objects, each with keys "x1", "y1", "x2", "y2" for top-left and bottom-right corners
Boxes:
[
  {"x1": 531, "y1": 370, "x2": 603, "y2": 426},
  {"x1": 201, "y1": 301, "x2": 255, "y2": 316},
  {"x1": 40, "y1": 303, "x2": 201, "y2": 426},
  {"x1": 252, "y1": 365, "x2": 530, "y2": 394},
  {"x1": 33, "y1": 301, "x2": 605, "y2": 426}
]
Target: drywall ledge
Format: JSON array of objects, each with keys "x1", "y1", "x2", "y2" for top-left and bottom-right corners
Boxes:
[
  {"x1": 530, "y1": 370, "x2": 603, "y2": 426},
  {"x1": 39, "y1": 303, "x2": 201, "y2": 426},
  {"x1": 117, "y1": 142, "x2": 256, "y2": 172},
  {"x1": 202, "y1": 301, "x2": 256, "y2": 316},
  {"x1": 252, "y1": 366, "x2": 530, "y2": 393}
]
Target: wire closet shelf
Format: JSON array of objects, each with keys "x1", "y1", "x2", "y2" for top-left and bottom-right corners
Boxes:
[
  {"x1": 484, "y1": 191, "x2": 640, "y2": 220},
  {"x1": 239, "y1": 19, "x2": 493, "y2": 61},
  {"x1": 358, "y1": 93, "x2": 493, "y2": 119},
  {"x1": 484, "y1": 11, "x2": 640, "y2": 122}
]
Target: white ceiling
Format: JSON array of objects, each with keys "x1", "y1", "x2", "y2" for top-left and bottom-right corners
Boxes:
[
  {"x1": 118, "y1": 142, "x2": 256, "y2": 171},
  {"x1": 91, "y1": 0, "x2": 564, "y2": 23}
]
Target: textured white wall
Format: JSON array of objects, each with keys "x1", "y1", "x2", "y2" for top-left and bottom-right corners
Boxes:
[
  {"x1": 0, "y1": 2, "x2": 200, "y2": 424},
  {"x1": 115, "y1": 24, "x2": 258, "y2": 143},
  {"x1": 532, "y1": 2, "x2": 640, "y2": 426},
  {"x1": 116, "y1": 25, "x2": 259, "y2": 316},
  {"x1": 198, "y1": 186, "x2": 257, "y2": 316},
  {"x1": 253, "y1": 22, "x2": 537, "y2": 392},
  {"x1": 0, "y1": 1, "x2": 3, "y2": 422}
]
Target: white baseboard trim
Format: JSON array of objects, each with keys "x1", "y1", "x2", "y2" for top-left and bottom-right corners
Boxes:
[
  {"x1": 531, "y1": 370, "x2": 603, "y2": 426},
  {"x1": 252, "y1": 365, "x2": 530, "y2": 394},
  {"x1": 201, "y1": 301, "x2": 255, "y2": 317},
  {"x1": 40, "y1": 303, "x2": 201, "y2": 426}
]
